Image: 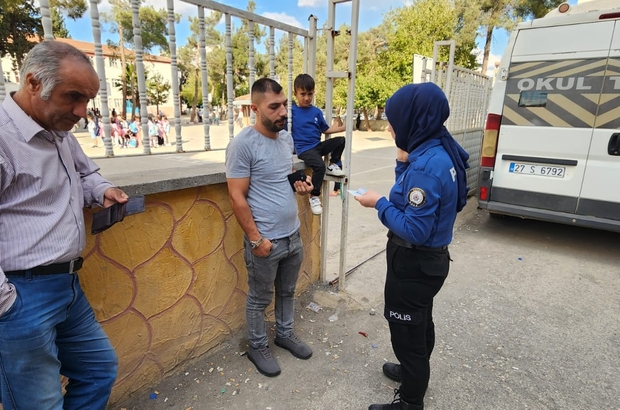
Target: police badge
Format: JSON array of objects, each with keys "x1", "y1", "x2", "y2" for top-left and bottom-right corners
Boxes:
[{"x1": 407, "y1": 188, "x2": 426, "y2": 207}]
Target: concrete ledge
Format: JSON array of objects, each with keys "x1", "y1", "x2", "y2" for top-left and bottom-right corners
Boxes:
[{"x1": 93, "y1": 149, "x2": 307, "y2": 196}]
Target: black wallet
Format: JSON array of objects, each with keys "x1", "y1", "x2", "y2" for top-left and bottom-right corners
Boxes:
[
  {"x1": 287, "y1": 170, "x2": 308, "y2": 192},
  {"x1": 91, "y1": 195, "x2": 146, "y2": 234}
]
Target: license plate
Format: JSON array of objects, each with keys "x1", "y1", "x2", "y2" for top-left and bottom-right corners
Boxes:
[{"x1": 509, "y1": 163, "x2": 565, "y2": 178}]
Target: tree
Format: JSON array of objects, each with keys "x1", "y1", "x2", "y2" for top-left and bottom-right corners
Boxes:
[
  {"x1": 147, "y1": 72, "x2": 171, "y2": 114},
  {"x1": 274, "y1": 35, "x2": 305, "y2": 100},
  {"x1": 228, "y1": 0, "x2": 267, "y2": 96},
  {"x1": 0, "y1": 0, "x2": 87, "y2": 69},
  {"x1": 351, "y1": 27, "x2": 396, "y2": 130},
  {"x1": 51, "y1": 7, "x2": 70, "y2": 37},
  {"x1": 514, "y1": 0, "x2": 563, "y2": 19},
  {"x1": 478, "y1": 0, "x2": 514, "y2": 75},
  {"x1": 378, "y1": 0, "x2": 464, "y2": 86},
  {"x1": 0, "y1": 2, "x2": 42, "y2": 70},
  {"x1": 178, "y1": 11, "x2": 222, "y2": 122},
  {"x1": 50, "y1": 0, "x2": 87, "y2": 38},
  {"x1": 477, "y1": 0, "x2": 562, "y2": 73},
  {"x1": 104, "y1": 0, "x2": 172, "y2": 117}
]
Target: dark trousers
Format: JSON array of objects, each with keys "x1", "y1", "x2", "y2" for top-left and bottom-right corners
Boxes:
[
  {"x1": 297, "y1": 137, "x2": 345, "y2": 197},
  {"x1": 383, "y1": 239, "x2": 449, "y2": 406}
]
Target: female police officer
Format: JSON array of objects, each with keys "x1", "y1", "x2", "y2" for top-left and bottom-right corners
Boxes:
[{"x1": 355, "y1": 82, "x2": 469, "y2": 410}]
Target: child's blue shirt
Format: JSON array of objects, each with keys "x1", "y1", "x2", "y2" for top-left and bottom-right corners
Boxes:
[{"x1": 291, "y1": 104, "x2": 329, "y2": 155}]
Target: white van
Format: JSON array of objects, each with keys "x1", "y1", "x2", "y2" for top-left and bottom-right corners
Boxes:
[{"x1": 478, "y1": 0, "x2": 620, "y2": 232}]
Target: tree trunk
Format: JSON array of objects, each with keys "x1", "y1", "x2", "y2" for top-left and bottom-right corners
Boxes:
[
  {"x1": 362, "y1": 107, "x2": 372, "y2": 132},
  {"x1": 335, "y1": 107, "x2": 343, "y2": 127},
  {"x1": 131, "y1": 66, "x2": 138, "y2": 115},
  {"x1": 191, "y1": 68, "x2": 199, "y2": 123},
  {"x1": 119, "y1": 25, "x2": 128, "y2": 118},
  {"x1": 481, "y1": 24, "x2": 494, "y2": 76}
]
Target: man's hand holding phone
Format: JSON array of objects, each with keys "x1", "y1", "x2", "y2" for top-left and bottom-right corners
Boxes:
[{"x1": 288, "y1": 170, "x2": 313, "y2": 195}]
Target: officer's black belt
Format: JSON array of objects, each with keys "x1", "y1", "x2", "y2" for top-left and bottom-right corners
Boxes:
[
  {"x1": 387, "y1": 231, "x2": 447, "y2": 251},
  {"x1": 4, "y1": 257, "x2": 84, "y2": 276}
]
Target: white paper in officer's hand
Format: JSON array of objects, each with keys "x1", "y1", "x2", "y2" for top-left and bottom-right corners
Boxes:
[{"x1": 347, "y1": 188, "x2": 367, "y2": 196}]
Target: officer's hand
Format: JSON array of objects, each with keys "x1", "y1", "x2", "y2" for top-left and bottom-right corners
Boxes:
[
  {"x1": 355, "y1": 190, "x2": 383, "y2": 208},
  {"x1": 252, "y1": 238, "x2": 273, "y2": 257},
  {"x1": 396, "y1": 148, "x2": 409, "y2": 162},
  {"x1": 103, "y1": 187, "x2": 129, "y2": 208},
  {"x1": 294, "y1": 176, "x2": 313, "y2": 196}
]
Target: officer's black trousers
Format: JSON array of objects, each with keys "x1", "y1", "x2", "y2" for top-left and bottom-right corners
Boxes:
[{"x1": 383, "y1": 239, "x2": 450, "y2": 406}]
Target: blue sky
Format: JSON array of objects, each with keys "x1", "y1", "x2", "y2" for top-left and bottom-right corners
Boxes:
[{"x1": 64, "y1": 0, "x2": 579, "y2": 74}]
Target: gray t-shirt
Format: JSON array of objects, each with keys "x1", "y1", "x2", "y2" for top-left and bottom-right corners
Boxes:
[{"x1": 225, "y1": 127, "x2": 300, "y2": 239}]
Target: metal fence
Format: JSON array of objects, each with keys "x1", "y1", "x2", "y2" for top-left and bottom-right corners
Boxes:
[
  {"x1": 0, "y1": 0, "x2": 316, "y2": 158},
  {"x1": 413, "y1": 42, "x2": 493, "y2": 193}
]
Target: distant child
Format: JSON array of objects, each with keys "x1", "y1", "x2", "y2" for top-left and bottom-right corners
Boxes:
[
  {"x1": 87, "y1": 113, "x2": 100, "y2": 148},
  {"x1": 147, "y1": 114, "x2": 159, "y2": 147},
  {"x1": 291, "y1": 74, "x2": 345, "y2": 215},
  {"x1": 162, "y1": 115, "x2": 171, "y2": 145}
]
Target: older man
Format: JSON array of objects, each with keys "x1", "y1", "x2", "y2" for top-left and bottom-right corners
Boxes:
[{"x1": 0, "y1": 41, "x2": 128, "y2": 409}]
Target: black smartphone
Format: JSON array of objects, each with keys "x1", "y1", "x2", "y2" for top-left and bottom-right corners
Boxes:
[
  {"x1": 91, "y1": 195, "x2": 145, "y2": 234},
  {"x1": 287, "y1": 170, "x2": 307, "y2": 192}
]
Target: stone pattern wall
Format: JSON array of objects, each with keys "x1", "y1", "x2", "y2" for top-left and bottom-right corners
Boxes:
[{"x1": 79, "y1": 183, "x2": 320, "y2": 405}]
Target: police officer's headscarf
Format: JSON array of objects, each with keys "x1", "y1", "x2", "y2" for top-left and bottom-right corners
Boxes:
[{"x1": 384, "y1": 82, "x2": 470, "y2": 212}]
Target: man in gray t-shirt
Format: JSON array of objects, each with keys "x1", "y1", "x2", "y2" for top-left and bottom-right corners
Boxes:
[
  {"x1": 225, "y1": 78, "x2": 314, "y2": 377},
  {"x1": 226, "y1": 126, "x2": 299, "y2": 239}
]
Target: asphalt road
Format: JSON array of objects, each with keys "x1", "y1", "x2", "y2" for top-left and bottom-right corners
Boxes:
[
  {"x1": 116, "y1": 202, "x2": 620, "y2": 410},
  {"x1": 108, "y1": 128, "x2": 620, "y2": 410}
]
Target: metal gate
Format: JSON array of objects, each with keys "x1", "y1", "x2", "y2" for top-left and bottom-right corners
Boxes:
[{"x1": 413, "y1": 40, "x2": 492, "y2": 193}]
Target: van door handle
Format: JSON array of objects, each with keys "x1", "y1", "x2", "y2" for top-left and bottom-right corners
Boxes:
[{"x1": 609, "y1": 133, "x2": 620, "y2": 156}]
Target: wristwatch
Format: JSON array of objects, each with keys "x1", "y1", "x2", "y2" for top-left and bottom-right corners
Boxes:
[{"x1": 250, "y1": 237, "x2": 264, "y2": 249}]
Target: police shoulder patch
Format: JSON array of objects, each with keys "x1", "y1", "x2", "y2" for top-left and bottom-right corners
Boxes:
[{"x1": 407, "y1": 188, "x2": 427, "y2": 207}]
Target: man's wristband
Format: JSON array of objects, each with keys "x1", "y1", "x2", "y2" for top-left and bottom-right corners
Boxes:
[{"x1": 249, "y1": 237, "x2": 264, "y2": 249}]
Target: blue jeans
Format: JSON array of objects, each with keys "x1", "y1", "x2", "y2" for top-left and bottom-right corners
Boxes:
[
  {"x1": 0, "y1": 273, "x2": 118, "y2": 410},
  {"x1": 244, "y1": 230, "x2": 303, "y2": 348}
]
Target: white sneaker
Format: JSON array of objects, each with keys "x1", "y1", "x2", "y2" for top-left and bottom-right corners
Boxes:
[
  {"x1": 309, "y1": 196, "x2": 322, "y2": 215},
  {"x1": 326, "y1": 163, "x2": 345, "y2": 177}
]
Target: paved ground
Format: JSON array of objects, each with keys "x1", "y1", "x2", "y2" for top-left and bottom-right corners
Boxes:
[
  {"x1": 85, "y1": 121, "x2": 620, "y2": 410},
  {"x1": 115, "y1": 203, "x2": 620, "y2": 410}
]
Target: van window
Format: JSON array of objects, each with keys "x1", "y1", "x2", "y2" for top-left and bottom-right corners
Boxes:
[
  {"x1": 518, "y1": 91, "x2": 548, "y2": 107},
  {"x1": 513, "y1": 21, "x2": 614, "y2": 59}
]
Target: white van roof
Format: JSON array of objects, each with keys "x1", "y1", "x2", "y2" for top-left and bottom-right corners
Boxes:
[{"x1": 516, "y1": 0, "x2": 620, "y2": 29}]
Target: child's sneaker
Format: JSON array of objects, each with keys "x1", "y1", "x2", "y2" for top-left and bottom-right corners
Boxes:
[
  {"x1": 309, "y1": 196, "x2": 322, "y2": 215},
  {"x1": 326, "y1": 163, "x2": 345, "y2": 177}
]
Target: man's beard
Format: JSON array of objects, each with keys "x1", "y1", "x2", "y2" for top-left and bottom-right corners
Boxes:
[{"x1": 262, "y1": 116, "x2": 287, "y2": 133}]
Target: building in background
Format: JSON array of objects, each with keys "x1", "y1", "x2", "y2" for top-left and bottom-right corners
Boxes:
[{"x1": 0, "y1": 38, "x2": 174, "y2": 117}]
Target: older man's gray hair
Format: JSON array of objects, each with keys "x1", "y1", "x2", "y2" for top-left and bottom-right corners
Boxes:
[{"x1": 19, "y1": 41, "x2": 94, "y2": 100}]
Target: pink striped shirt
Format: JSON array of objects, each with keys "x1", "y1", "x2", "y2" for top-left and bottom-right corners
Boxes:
[{"x1": 0, "y1": 93, "x2": 114, "y2": 316}]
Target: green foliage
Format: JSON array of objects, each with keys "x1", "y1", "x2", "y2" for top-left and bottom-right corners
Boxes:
[
  {"x1": 476, "y1": 0, "x2": 561, "y2": 73},
  {"x1": 147, "y1": 72, "x2": 171, "y2": 113},
  {"x1": 0, "y1": 2, "x2": 42, "y2": 70},
  {"x1": 0, "y1": 0, "x2": 87, "y2": 70},
  {"x1": 514, "y1": 0, "x2": 563, "y2": 19},
  {"x1": 50, "y1": 0, "x2": 87, "y2": 20},
  {"x1": 51, "y1": 7, "x2": 70, "y2": 38},
  {"x1": 180, "y1": 70, "x2": 202, "y2": 105},
  {"x1": 379, "y1": 0, "x2": 460, "y2": 85},
  {"x1": 118, "y1": 63, "x2": 148, "y2": 97},
  {"x1": 274, "y1": 35, "x2": 305, "y2": 101},
  {"x1": 116, "y1": 5, "x2": 171, "y2": 53}
]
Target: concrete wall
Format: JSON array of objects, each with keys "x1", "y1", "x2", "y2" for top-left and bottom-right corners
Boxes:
[{"x1": 80, "y1": 182, "x2": 320, "y2": 405}]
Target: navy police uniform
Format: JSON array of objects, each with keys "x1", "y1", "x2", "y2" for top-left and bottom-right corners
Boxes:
[
  {"x1": 370, "y1": 82, "x2": 469, "y2": 410},
  {"x1": 375, "y1": 138, "x2": 457, "y2": 406}
]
